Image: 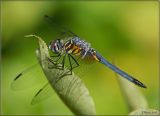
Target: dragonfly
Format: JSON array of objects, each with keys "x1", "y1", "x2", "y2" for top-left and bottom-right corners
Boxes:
[
  {"x1": 12, "y1": 16, "x2": 146, "y2": 104},
  {"x1": 48, "y1": 31, "x2": 147, "y2": 88}
]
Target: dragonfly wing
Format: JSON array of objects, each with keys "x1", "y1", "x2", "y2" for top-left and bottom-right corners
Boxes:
[
  {"x1": 44, "y1": 15, "x2": 77, "y2": 38},
  {"x1": 96, "y1": 52, "x2": 147, "y2": 88},
  {"x1": 11, "y1": 63, "x2": 47, "y2": 90},
  {"x1": 31, "y1": 82, "x2": 55, "y2": 105},
  {"x1": 31, "y1": 66, "x2": 80, "y2": 105}
]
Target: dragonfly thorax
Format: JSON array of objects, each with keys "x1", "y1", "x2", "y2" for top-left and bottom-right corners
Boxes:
[
  {"x1": 64, "y1": 37, "x2": 92, "y2": 58},
  {"x1": 49, "y1": 37, "x2": 99, "y2": 61}
]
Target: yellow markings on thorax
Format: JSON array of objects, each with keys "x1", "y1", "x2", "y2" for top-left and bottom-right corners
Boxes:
[
  {"x1": 65, "y1": 43, "x2": 72, "y2": 50},
  {"x1": 65, "y1": 43, "x2": 81, "y2": 55}
]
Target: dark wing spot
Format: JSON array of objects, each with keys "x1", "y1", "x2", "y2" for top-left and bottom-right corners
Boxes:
[
  {"x1": 14, "y1": 73, "x2": 22, "y2": 81},
  {"x1": 35, "y1": 88, "x2": 43, "y2": 97}
]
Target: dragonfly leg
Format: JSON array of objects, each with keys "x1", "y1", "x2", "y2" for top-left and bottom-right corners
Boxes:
[
  {"x1": 47, "y1": 58, "x2": 57, "y2": 69},
  {"x1": 55, "y1": 54, "x2": 80, "y2": 83},
  {"x1": 68, "y1": 54, "x2": 73, "y2": 75},
  {"x1": 47, "y1": 57, "x2": 63, "y2": 69},
  {"x1": 50, "y1": 53, "x2": 61, "y2": 63},
  {"x1": 50, "y1": 53, "x2": 60, "y2": 58},
  {"x1": 54, "y1": 54, "x2": 66, "y2": 70},
  {"x1": 61, "y1": 54, "x2": 66, "y2": 70},
  {"x1": 55, "y1": 54, "x2": 73, "y2": 79},
  {"x1": 69, "y1": 54, "x2": 80, "y2": 69},
  {"x1": 62, "y1": 54, "x2": 79, "y2": 75},
  {"x1": 48, "y1": 53, "x2": 67, "y2": 70}
]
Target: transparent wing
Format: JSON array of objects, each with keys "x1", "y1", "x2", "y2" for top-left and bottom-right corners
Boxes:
[
  {"x1": 31, "y1": 62, "x2": 81, "y2": 105},
  {"x1": 11, "y1": 62, "x2": 47, "y2": 90},
  {"x1": 30, "y1": 61, "x2": 90, "y2": 106},
  {"x1": 11, "y1": 53, "x2": 96, "y2": 104},
  {"x1": 11, "y1": 61, "x2": 57, "y2": 104},
  {"x1": 31, "y1": 82, "x2": 55, "y2": 105},
  {"x1": 69, "y1": 54, "x2": 98, "y2": 79},
  {"x1": 44, "y1": 14, "x2": 77, "y2": 38}
]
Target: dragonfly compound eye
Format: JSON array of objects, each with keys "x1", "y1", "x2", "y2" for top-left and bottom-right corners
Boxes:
[{"x1": 49, "y1": 39, "x2": 63, "y2": 54}]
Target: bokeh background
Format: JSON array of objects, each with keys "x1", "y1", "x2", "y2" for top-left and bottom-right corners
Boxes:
[{"x1": 1, "y1": 1, "x2": 159, "y2": 115}]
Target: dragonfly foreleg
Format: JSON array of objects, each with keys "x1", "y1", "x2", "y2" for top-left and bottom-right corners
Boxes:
[
  {"x1": 69, "y1": 54, "x2": 80, "y2": 69},
  {"x1": 47, "y1": 57, "x2": 63, "y2": 69},
  {"x1": 48, "y1": 53, "x2": 67, "y2": 70},
  {"x1": 61, "y1": 54, "x2": 66, "y2": 70},
  {"x1": 54, "y1": 55, "x2": 80, "y2": 83},
  {"x1": 62, "y1": 54, "x2": 79, "y2": 75},
  {"x1": 68, "y1": 54, "x2": 73, "y2": 75},
  {"x1": 50, "y1": 53, "x2": 61, "y2": 63}
]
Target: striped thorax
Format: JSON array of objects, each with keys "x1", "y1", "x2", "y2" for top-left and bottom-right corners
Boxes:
[{"x1": 49, "y1": 36, "x2": 100, "y2": 61}]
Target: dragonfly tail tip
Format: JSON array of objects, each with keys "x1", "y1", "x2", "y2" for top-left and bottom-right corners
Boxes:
[{"x1": 134, "y1": 79, "x2": 147, "y2": 88}]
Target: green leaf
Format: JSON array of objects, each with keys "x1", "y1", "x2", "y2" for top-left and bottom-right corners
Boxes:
[
  {"x1": 25, "y1": 35, "x2": 96, "y2": 115},
  {"x1": 129, "y1": 109, "x2": 160, "y2": 115},
  {"x1": 117, "y1": 76, "x2": 148, "y2": 111}
]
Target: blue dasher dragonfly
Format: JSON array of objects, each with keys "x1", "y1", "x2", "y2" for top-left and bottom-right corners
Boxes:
[
  {"x1": 47, "y1": 30, "x2": 146, "y2": 88},
  {"x1": 12, "y1": 16, "x2": 146, "y2": 104}
]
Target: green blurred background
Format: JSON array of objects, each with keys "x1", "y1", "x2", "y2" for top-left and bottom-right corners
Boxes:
[{"x1": 1, "y1": 1, "x2": 159, "y2": 115}]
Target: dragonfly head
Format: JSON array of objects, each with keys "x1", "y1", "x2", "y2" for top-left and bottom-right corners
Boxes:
[{"x1": 49, "y1": 39, "x2": 63, "y2": 54}]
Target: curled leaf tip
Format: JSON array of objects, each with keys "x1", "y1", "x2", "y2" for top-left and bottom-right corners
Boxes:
[
  {"x1": 24, "y1": 34, "x2": 40, "y2": 39},
  {"x1": 117, "y1": 76, "x2": 148, "y2": 111},
  {"x1": 24, "y1": 34, "x2": 34, "y2": 38}
]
